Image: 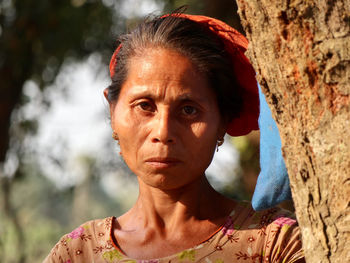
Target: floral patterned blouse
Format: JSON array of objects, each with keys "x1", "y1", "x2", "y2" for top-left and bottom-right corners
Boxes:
[{"x1": 43, "y1": 202, "x2": 304, "y2": 263}]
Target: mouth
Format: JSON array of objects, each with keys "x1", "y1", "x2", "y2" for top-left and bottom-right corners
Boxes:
[{"x1": 145, "y1": 157, "x2": 182, "y2": 168}]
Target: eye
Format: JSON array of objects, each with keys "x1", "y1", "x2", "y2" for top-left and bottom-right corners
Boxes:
[
  {"x1": 138, "y1": 101, "x2": 154, "y2": 112},
  {"x1": 181, "y1": 105, "x2": 197, "y2": 116}
]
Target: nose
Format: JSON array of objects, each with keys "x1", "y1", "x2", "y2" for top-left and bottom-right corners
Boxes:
[{"x1": 151, "y1": 109, "x2": 176, "y2": 144}]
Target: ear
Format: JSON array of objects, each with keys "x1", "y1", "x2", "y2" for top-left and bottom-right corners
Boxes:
[
  {"x1": 104, "y1": 88, "x2": 116, "y2": 129},
  {"x1": 104, "y1": 87, "x2": 116, "y2": 112},
  {"x1": 103, "y1": 88, "x2": 110, "y2": 103}
]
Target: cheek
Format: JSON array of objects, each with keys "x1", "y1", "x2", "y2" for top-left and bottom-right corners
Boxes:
[
  {"x1": 188, "y1": 111, "x2": 222, "y2": 157},
  {"x1": 112, "y1": 105, "x2": 137, "y2": 150},
  {"x1": 112, "y1": 100, "x2": 143, "y2": 136},
  {"x1": 188, "y1": 122, "x2": 219, "y2": 158},
  {"x1": 111, "y1": 104, "x2": 150, "y2": 167},
  {"x1": 190, "y1": 113, "x2": 222, "y2": 140}
]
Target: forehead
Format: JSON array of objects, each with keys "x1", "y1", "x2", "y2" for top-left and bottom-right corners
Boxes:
[
  {"x1": 129, "y1": 48, "x2": 200, "y2": 80},
  {"x1": 119, "y1": 48, "x2": 215, "y2": 101}
]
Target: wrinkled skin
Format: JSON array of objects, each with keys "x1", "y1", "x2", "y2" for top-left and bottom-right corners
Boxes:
[{"x1": 109, "y1": 48, "x2": 226, "y2": 190}]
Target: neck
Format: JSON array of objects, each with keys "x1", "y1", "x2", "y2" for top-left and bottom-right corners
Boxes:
[
  {"x1": 113, "y1": 175, "x2": 236, "y2": 259},
  {"x1": 123, "y1": 175, "x2": 229, "y2": 231}
]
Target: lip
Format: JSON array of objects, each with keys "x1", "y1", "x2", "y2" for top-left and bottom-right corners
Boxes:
[{"x1": 145, "y1": 157, "x2": 182, "y2": 168}]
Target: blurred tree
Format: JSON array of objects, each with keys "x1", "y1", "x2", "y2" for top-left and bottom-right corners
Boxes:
[
  {"x1": 0, "y1": 0, "x2": 114, "y2": 165},
  {"x1": 0, "y1": 0, "x2": 115, "y2": 262},
  {"x1": 231, "y1": 132, "x2": 260, "y2": 199},
  {"x1": 161, "y1": 0, "x2": 244, "y2": 33}
]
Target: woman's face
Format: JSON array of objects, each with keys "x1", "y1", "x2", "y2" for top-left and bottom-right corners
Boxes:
[{"x1": 109, "y1": 48, "x2": 226, "y2": 190}]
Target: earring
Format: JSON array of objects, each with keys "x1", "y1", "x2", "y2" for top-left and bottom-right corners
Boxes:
[
  {"x1": 217, "y1": 138, "x2": 224, "y2": 152},
  {"x1": 112, "y1": 132, "x2": 119, "y2": 141}
]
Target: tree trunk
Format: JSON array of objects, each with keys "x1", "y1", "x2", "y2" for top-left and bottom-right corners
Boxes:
[{"x1": 235, "y1": 1, "x2": 350, "y2": 262}]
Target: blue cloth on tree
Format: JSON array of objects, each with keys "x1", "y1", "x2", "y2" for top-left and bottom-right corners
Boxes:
[{"x1": 251, "y1": 84, "x2": 292, "y2": 211}]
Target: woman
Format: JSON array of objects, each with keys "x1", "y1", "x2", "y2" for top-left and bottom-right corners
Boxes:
[{"x1": 44, "y1": 11, "x2": 304, "y2": 263}]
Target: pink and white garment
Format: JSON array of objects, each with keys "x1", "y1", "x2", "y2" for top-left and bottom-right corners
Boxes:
[{"x1": 44, "y1": 202, "x2": 304, "y2": 263}]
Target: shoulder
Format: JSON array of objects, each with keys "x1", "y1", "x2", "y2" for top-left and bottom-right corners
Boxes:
[
  {"x1": 221, "y1": 201, "x2": 304, "y2": 262},
  {"x1": 43, "y1": 217, "x2": 117, "y2": 263},
  {"x1": 229, "y1": 201, "x2": 298, "y2": 230}
]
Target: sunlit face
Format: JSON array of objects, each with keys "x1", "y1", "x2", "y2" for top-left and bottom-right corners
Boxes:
[{"x1": 109, "y1": 48, "x2": 226, "y2": 190}]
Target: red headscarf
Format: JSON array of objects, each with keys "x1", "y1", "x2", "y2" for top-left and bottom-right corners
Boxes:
[{"x1": 109, "y1": 14, "x2": 259, "y2": 136}]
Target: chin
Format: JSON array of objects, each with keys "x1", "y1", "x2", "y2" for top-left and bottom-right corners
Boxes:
[{"x1": 137, "y1": 171, "x2": 204, "y2": 191}]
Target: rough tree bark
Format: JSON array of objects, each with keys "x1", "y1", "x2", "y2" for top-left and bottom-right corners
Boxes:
[{"x1": 235, "y1": 1, "x2": 349, "y2": 262}]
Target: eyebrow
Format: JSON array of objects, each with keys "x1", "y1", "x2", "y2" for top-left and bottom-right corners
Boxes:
[{"x1": 175, "y1": 94, "x2": 209, "y2": 104}]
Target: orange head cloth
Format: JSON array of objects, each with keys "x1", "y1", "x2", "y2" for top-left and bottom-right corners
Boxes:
[{"x1": 109, "y1": 14, "x2": 259, "y2": 136}]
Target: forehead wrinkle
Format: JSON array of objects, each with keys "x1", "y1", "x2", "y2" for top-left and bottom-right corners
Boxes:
[
  {"x1": 123, "y1": 48, "x2": 213, "y2": 104},
  {"x1": 131, "y1": 49, "x2": 199, "y2": 81}
]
